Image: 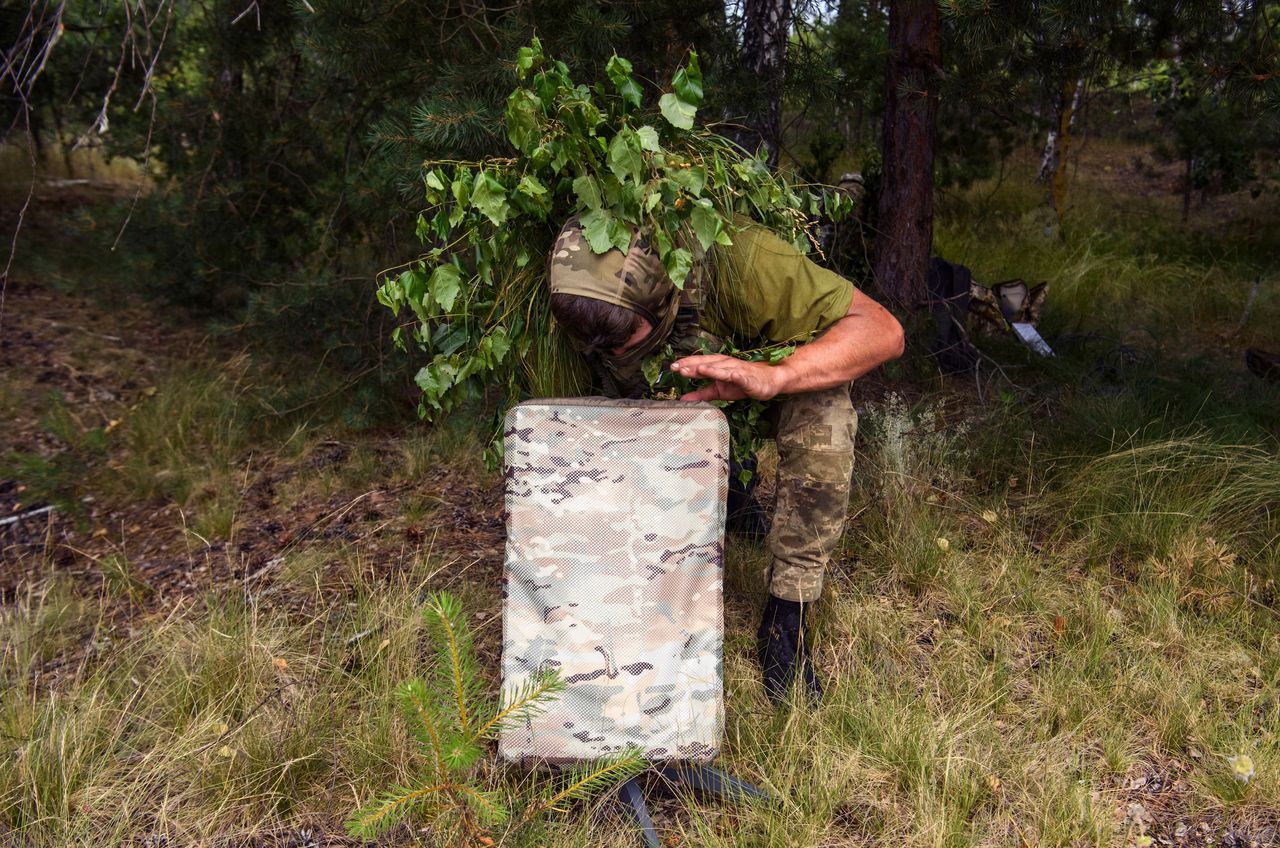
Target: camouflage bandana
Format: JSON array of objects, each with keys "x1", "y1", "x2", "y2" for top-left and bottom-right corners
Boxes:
[{"x1": 547, "y1": 217, "x2": 680, "y2": 366}]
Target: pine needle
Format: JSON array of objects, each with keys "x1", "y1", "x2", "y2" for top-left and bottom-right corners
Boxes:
[
  {"x1": 345, "y1": 783, "x2": 450, "y2": 838},
  {"x1": 475, "y1": 669, "x2": 566, "y2": 740},
  {"x1": 527, "y1": 750, "x2": 647, "y2": 819}
]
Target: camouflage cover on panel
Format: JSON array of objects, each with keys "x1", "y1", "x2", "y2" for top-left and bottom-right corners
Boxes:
[{"x1": 499, "y1": 398, "x2": 728, "y2": 765}]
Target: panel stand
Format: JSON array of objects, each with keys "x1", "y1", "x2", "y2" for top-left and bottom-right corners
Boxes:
[{"x1": 616, "y1": 764, "x2": 772, "y2": 848}]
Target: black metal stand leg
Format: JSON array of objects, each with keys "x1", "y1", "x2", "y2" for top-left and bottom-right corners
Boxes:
[
  {"x1": 617, "y1": 775, "x2": 661, "y2": 848},
  {"x1": 657, "y1": 763, "x2": 773, "y2": 804},
  {"x1": 616, "y1": 765, "x2": 774, "y2": 847}
]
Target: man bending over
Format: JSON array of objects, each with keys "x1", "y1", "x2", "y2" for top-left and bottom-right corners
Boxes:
[{"x1": 546, "y1": 216, "x2": 904, "y2": 704}]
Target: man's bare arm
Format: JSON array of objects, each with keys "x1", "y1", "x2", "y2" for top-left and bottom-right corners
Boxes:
[{"x1": 671, "y1": 287, "x2": 904, "y2": 402}]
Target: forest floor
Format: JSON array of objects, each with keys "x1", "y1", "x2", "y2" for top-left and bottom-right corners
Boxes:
[{"x1": 2, "y1": 143, "x2": 1279, "y2": 848}]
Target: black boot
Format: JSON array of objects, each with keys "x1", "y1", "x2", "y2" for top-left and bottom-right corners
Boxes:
[{"x1": 756, "y1": 595, "x2": 823, "y2": 706}]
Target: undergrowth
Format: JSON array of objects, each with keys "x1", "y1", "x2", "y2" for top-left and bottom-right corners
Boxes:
[{"x1": 3, "y1": 161, "x2": 1279, "y2": 845}]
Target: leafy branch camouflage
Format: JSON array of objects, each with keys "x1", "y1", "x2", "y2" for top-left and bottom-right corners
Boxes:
[{"x1": 372, "y1": 39, "x2": 854, "y2": 423}]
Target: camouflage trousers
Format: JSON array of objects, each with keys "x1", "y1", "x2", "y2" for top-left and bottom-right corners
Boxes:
[{"x1": 762, "y1": 384, "x2": 857, "y2": 603}]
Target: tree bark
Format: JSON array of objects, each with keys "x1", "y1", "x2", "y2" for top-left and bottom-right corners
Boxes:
[
  {"x1": 740, "y1": 0, "x2": 793, "y2": 169},
  {"x1": 874, "y1": 0, "x2": 940, "y2": 312},
  {"x1": 1038, "y1": 72, "x2": 1083, "y2": 227},
  {"x1": 1037, "y1": 74, "x2": 1083, "y2": 183}
]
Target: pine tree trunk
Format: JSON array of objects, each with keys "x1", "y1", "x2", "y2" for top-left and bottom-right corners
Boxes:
[
  {"x1": 874, "y1": 0, "x2": 940, "y2": 312},
  {"x1": 740, "y1": 0, "x2": 793, "y2": 169}
]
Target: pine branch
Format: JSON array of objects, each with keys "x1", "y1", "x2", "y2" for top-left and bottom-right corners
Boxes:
[
  {"x1": 396, "y1": 678, "x2": 447, "y2": 781},
  {"x1": 474, "y1": 668, "x2": 566, "y2": 740},
  {"x1": 424, "y1": 591, "x2": 475, "y2": 736},
  {"x1": 438, "y1": 729, "x2": 484, "y2": 773},
  {"x1": 525, "y1": 750, "x2": 647, "y2": 819},
  {"x1": 344, "y1": 782, "x2": 451, "y2": 839},
  {"x1": 455, "y1": 784, "x2": 510, "y2": 826}
]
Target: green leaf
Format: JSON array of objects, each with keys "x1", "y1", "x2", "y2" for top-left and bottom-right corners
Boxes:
[
  {"x1": 658, "y1": 93, "x2": 697, "y2": 130},
  {"x1": 430, "y1": 208, "x2": 449, "y2": 240},
  {"x1": 432, "y1": 322, "x2": 468, "y2": 356},
  {"x1": 414, "y1": 360, "x2": 459, "y2": 412},
  {"x1": 605, "y1": 55, "x2": 642, "y2": 108},
  {"x1": 549, "y1": 141, "x2": 569, "y2": 173},
  {"x1": 449, "y1": 170, "x2": 472, "y2": 227},
  {"x1": 653, "y1": 228, "x2": 673, "y2": 259},
  {"x1": 607, "y1": 127, "x2": 643, "y2": 184},
  {"x1": 767, "y1": 344, "x2": 795, "y2": 365},
  {"x1": 670, "y1": 165, "x2": 706, "y2": 196},
  {"x1": 619, "y1": 180, "x2": 644, "y2": 217},
  {"x1": 376, "y1": 275, "x2": 404, "y2": 313},
  {"x1": 599, "y1": 172, "x2": 624, "y2": 207},
  {"x1": 607, "y1": 216, "x2": 632, "y2": 253},
  {"x1": 451, "y1": 173, "x2": 471, "y2": 207},
  {"x1": 568, "y1": 95, "x2": 604, "y2": 134},
  {"x1": 401, "y1": 267, "x2": 427, "y2": 305},
  {"x1": 605, "y1": 54, "x2": 632, "y2": 84},
  {"x1": 424, "y1": 170, "x2": 445, "y2": 191},
  {"x1": 664, "y1": 247, "x2": 693, "y2": 288},
  {"x1": 517, "y1": 174, "x2": 547, "y2": 198},
  {"x1": 516, "y1": 37, "x2": 543, "y2": 77},
  {"x1": 471, "y1": 172, "x2": 510, "y2": 226},
  {"x1": 479, "y1": 326, "x2": 512, "y2": 366},
  {"x1": 642, "y1": 354, "x2": 663, "y2": 388},
  {"x1": 572, "y1": 175, "x2": 602, "y2": 210},
  {"x1": 427, "y1": 264, "x2": 463, "y2": 313},
  {"x1": 618, "y1": 77, "x2": 642, "y2": 109},
  {"x1": 578, "y1": 208, "x2": 614, "y2": 253},
  {"x1": 672, "y1": 52, "x2": 703, "y2": 106},
  {"x1": 636, "y1": 125, "x2": 661, "y2": 152},
  {"x1": 689, "y1": 200, "x2": 721, "y2": 251},
  {"x1": 505, "y1": 89, "x2": 542, "y2": 153}
]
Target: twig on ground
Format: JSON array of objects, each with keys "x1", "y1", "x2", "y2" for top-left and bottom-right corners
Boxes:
[{"x1": 0, "y1": 505, "x2": 55, "y2": 527}]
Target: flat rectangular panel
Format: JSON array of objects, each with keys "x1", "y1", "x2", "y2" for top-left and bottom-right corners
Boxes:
[{"x1": 499, "y1": 398, "x2": 728, "y2": 764}]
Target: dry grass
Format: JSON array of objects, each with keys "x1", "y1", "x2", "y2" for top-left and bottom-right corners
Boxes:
[{"x1": 5, "y1": 389, "x2": 1277, "y2": 847}]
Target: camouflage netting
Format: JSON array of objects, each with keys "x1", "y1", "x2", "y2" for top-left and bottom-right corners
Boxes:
[{"x1": 499, "y1": 399, "x2": 728, "y2": 764}]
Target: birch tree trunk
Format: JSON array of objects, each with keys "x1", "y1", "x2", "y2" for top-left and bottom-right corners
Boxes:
[
  {"x1": 1037, "y1": 75, "x2": 1084, "y2": 182},
  {"x1": 874, "y1": 0, "x2": 940, "y2": 312},
  {"x1": 1038, "y1": 72, "x2": 1084, "y2": 226},
  {"x1": 740, "y1": 0, "x2": 793, "y2": 169}
]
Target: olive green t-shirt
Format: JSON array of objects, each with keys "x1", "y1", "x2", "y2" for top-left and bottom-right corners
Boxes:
[{"x1": 701, "y1": 222, "x2": 855, "y2": 345}]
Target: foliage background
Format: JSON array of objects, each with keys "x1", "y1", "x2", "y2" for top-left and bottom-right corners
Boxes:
[{"x1": 6, "y1": 0, "x2": 1274, "y2": 423}]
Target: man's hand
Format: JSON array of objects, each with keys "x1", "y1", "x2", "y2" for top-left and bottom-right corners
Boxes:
[
  {"x1": 670, "y1": 355, "x2": 785, "y2": 402},
  {"x1": 672, "y1": 287, "x2": 904, "y2": 403}
]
